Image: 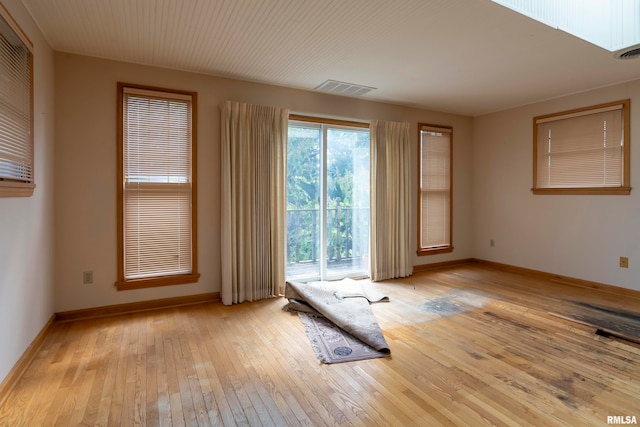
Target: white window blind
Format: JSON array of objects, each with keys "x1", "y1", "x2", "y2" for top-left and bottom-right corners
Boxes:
[
  {"x1": 0, "y1": 6, "x2": 33, "y2": 194},
  {"x1": 122, "y1": 87, "x2": 193, "y2": 280},
  {"x1": 536, "y1": 104, "x2": 625, "y2": 189},
  {"x1": 419, "y1": 125, "x2": 452, "y2": 251}
]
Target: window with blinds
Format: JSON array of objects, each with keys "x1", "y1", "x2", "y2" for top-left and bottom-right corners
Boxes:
[
  {"x1": 418, "y1": 124, "x2": 453, "y2": 255},
  {"x1": 533, "y1": 100, "x2": 630, "y2": 195},
  {"x1": 0, "y1": 4, "x2": 33, "y2": 197},
  {"x1": 116, "y1": 84, "x2": 199, "y2": 290}
]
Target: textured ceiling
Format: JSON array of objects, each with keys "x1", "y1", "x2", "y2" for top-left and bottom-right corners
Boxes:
[{"x1": 21, "y1": 0, "x2": 640, "y2": 116}]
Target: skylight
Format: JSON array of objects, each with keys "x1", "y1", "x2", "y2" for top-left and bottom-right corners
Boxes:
[{"x1": 493, "y1": 0, "x2": 640, "y2": 53}]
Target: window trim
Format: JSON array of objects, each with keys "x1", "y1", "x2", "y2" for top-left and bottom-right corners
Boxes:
[
  {"x1": 417, "y1": 123, "x2": 453, "y2": 256},
  {"x1": 289, "y1": 114, "x2": 369, "y2": 129},
  {"x1": 115, "y1": 82, "x2": 199, "y2": 291},
  {"x1": 532, "y1": 99, "x2": 631, "y2": 195},
  {"x1": 0, "y1": 3, "x2": 34, "y2": 197}
]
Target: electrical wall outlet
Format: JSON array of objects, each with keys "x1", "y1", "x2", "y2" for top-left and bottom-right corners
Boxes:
[
  {"x1": 620, "y1": 257, "x2": 629, "y2": 268},
  {"x1": 83, "y1": 270, "x2": 94, "y2": 284}
]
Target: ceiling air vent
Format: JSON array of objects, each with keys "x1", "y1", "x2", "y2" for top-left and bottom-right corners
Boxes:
[
  {"x1": 314, "y1": 80, "x2": 376, "y2": 97},
  {"x1": 615, "y1": 44, "x2": 640, "y2": 60}
]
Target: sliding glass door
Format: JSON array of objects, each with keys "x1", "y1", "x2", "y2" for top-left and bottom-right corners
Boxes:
[{"x1": 286, "y1": 121, "x2": 370, "y2": 281}]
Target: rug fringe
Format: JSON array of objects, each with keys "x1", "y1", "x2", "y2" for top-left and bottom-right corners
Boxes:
[{"x1": 298, "y1": 313, "x2": 331, "y2": 363}]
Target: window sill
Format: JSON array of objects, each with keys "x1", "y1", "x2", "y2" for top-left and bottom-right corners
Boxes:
[
  {"x1": 0, "y1": 182, "x2": 35, "y2": 197},
  {"x1": 532, "y1": 187, "x2": 631, "y2": 195},
  {"x1": 116, "y1": 273, "x2": 200, "y2": 291},
  {"x1": 417, "y1": 246, "x2": 454, "y2": 256}
]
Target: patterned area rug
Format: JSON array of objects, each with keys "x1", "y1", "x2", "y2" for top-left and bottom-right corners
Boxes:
[
  {"x1": 284, "y1": 278, "x2": 391, "y2": 364},
  {"x1": 298, "y1": 313, "x2": 390, "y2": 363}
]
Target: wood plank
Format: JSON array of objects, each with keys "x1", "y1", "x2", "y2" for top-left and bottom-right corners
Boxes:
[
  {"x1": 93, "y1": 319, "x2": 124, "y2": 426},
  {"x1": 1, "y1": 264, "x2": 639, "y2": 425},
  {"x1": 0, "y1": 314, "x2": 56, "y2": 409}
]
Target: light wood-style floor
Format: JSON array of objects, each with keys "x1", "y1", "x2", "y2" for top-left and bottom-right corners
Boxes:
[{"x1": 1, "y1": 264, "x2": 639, "y2": 426}]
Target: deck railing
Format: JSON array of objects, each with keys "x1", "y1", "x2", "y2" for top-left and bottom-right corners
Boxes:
[{"x1": 286, "y1": 206, "x2": 369, "y2": 271}]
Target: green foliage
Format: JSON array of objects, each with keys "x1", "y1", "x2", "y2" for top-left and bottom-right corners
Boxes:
[
  {"x1": 286, "y1": 124, "x2": 370, "y2": 267},
  {"x1": 287, "y1": 126, "x2": 320, "y2": 209}
]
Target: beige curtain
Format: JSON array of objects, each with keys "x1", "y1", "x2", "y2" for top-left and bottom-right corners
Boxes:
[
  {"x1": 370, "y1": 120, "x2": 413, "y2": 281},
  {"x1": 221, "y1": 101, "x2": 288, "y2": 305}
]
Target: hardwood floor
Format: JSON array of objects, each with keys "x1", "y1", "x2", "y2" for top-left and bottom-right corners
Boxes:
[{"x1": 1, "y1": 264, "x2": 639, "y2": 426}]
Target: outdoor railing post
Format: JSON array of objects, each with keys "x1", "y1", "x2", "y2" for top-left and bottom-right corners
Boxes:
[{"x1": 312, "y1": 209, "x2": 317, "y2": 262}]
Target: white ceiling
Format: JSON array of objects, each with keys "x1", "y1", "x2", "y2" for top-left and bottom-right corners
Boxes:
[{"x1": 21, "y1": 0, "x2": 640, "y2": 116}]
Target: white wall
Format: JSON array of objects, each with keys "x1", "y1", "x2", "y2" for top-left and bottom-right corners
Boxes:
[
  {"x1": 472, "y1": 79, "x2": 640, "y2": 291},
  {"x1": 53, "y1": 53, "x2": 474, "y2": 312},
  {"x1": 0, "y1": 0, "x2": 55, "y2": 383}
]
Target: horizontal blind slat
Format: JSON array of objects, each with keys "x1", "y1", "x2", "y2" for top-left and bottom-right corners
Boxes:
[
  {"x1": 122, "y1": 89, "x2": 193, "y2": 280},
  {"x1": 0, "y1": 11, "x2": 32, "y2": 184},
  {"x1": 537, "y1": 107, "x2": 624, "y2": 188},
  {"x1": 420, "y1": 128, "x2": 451, "y2": 249}
]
